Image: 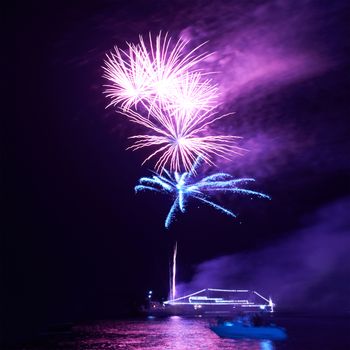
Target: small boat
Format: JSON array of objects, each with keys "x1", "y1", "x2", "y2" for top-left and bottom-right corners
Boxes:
[{"x1": 210, "y1": 320, "x2": 287, "y2": 340}]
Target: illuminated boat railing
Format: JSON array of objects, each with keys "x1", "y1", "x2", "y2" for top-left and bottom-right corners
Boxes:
[{"x1": 164, "y1": 288, "x2": 275, "y2": 312}]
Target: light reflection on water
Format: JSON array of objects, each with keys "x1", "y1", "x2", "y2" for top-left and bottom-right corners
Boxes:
[{"x1": 76, "y1": 317, "x2": 274, "y2": 350}]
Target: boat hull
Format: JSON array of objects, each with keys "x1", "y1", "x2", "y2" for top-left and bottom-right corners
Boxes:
[{"x1": 210, "y1": 324, "x2": 287, "y2": 340}]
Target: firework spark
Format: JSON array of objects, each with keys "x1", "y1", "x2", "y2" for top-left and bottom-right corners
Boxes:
[
  {"x1": 135, "y1": 159, "x2": 270, "y2": 228},
  {"x1": 103, "y1": 32, "x2": 215, "y2": 112}
]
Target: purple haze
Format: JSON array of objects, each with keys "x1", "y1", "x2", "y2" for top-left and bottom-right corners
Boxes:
[
  {"x1": 98, "y1": 1, "x2": 346, "y2": 180},
  {"x1": 176, "y1": 0, "x2": 345, "y2": 179},
  {"x1": 177, "y1": 197, "x2": 350, "y2": 312},
  {"x1": 180, "y1": 0, "x2": 333, "y2": 104},
  {"x1": 60, "y1": 0, "x2": 348, "y2": 181}
]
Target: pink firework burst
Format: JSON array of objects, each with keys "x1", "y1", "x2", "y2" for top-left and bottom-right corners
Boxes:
[
  {"x1": 102, "y1": 32, "x2": 241, "y2": 172},
  {"x1": 120, "y1": 105, "x2": 242, "y2": 173},
  {"x1": 102, "y1": 32, "x2": 216, "y2": 112}
]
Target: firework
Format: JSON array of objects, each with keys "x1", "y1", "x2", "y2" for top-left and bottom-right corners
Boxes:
[
  {"x1": 122, "y1": 104, "x2": 242, "y2": 173},
  {"x1": 103, "y1": 32, "x2": 238, "y2": 172},
  {"x1": 103, "y1": 43, "x2": 150, "y2": 110},
  {"x1": 171, "y1": 242, "x2": 177, "y2": 300},
  {"x1": 103, "y1": 32, "x2": 214, "y2": 112},
  {"x1": 163, "y1": 72, "x2": 218, "y2": 115},
  {"x1": 135, "y1": 159, "x2": 270, "y2": 228}
]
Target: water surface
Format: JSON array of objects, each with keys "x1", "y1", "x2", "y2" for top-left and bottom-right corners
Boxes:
[{"x1": 20, "y1": 315, "x2": 350, "y2": 349}]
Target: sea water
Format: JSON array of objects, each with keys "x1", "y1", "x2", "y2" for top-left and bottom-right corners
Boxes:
[{"x1": 17, "y1": 315, "x2": 350, "y2": 349}]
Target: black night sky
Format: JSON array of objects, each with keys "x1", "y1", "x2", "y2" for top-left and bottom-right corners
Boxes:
[{"x1": 5, "y1": 0, "x2": 350, "y2": 345}]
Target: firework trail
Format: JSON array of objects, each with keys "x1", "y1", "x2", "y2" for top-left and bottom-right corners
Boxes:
[
  {"x1": 135, "y1": 158, "x2": 270, "y2": 228},
  {"x1": 172, "y1": 242, "x2": 177, "y2": 300},
  {"x1": 103, "y1": 33, "x2": 240, "y2": 172}
]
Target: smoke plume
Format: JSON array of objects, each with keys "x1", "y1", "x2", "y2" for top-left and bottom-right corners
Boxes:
[{"x1": 177, "y1": 197, "x2": 350, "y2": 313}]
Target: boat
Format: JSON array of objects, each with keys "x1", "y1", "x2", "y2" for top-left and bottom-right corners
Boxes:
[
  {"x1": 162, "y1": 288, "x2": 275, "y2": 316},
  {"x1": 210, "y1": 319, "x2": 287, "y2": 340},
  {"x1": 142, "y1": 288, "x2": 275, "y2": 317}
]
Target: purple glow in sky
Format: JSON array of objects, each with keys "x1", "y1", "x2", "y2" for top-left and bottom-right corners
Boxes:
[{"x1": 92, "y1": 0, "x2": 347, "y2": 182}]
